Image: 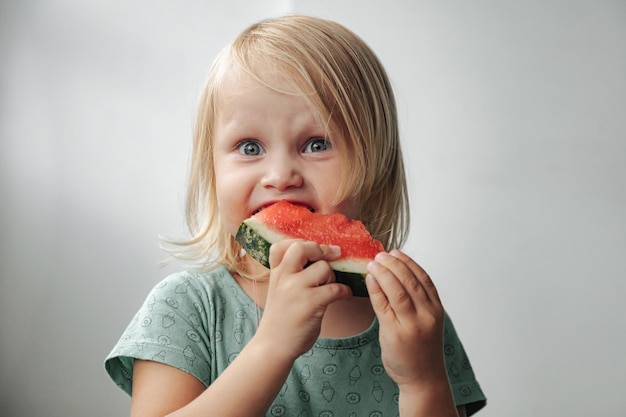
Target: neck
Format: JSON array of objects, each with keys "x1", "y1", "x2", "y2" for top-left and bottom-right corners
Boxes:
[{"x1": 319, "y1": 296, "x2": 375, "y2": 338}]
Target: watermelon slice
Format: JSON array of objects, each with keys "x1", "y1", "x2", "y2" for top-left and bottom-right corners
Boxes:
[{"x1": 235, "y1": 200, "x2": 384, "y2": 297}]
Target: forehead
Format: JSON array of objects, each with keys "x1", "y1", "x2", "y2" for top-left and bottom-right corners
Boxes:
[
  {"x1": 216, "y1": 64, "x2": 325, "y2": 123},
  {"x1": 218, "y1": 59, "x2": 305, "y2": 99}
]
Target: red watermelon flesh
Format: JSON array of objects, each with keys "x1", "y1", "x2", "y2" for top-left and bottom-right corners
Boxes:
[
  {"x1": 254, "y1": 201, "x2": 383, "y2": 261},
  {"x1": 235, "y1": 200, "x2": 385, "y2": 296}
]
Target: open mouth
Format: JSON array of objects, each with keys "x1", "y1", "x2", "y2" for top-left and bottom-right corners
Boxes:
[{"x1": 254, "y1": 201, "x2": 315, "y2": 215}]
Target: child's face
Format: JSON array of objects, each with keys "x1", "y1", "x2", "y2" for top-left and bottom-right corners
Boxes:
[{"x1": 212, "y1": 70, "x2": 357, "y2": 236}]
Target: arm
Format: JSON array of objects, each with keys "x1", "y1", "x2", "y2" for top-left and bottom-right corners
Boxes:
[
  {"x1": 131, "y1": 361, "x2": 204, "y2": 417},
  {"x1": 366, "y1": 250, "x2": 458, "y2": 417},
  {"x1": 130, "y1": 241, "x2": 351, "y2": 417},
  {"x1": 131, "y1": 337, "x2": 295, "y2": 417}
]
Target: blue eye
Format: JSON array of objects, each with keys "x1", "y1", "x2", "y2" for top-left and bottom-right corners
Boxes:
[
  {"x1": 304, "y1": 138, "x2": 331, "y2": 153},
  {"x1": 237, "y1": 140, "x2": 264, "y2": 156}
]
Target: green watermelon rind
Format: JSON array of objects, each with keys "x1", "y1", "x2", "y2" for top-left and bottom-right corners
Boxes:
[{"x1": 235, "y1": 221, "x2": 370, "y2": 297}]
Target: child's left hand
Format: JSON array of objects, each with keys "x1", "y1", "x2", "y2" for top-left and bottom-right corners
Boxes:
[{"x1": 365, "y1": 249, "x2": 447, "y2": 389}]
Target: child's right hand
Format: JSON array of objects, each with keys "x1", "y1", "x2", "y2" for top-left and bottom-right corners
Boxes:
[
  {"x1": 130, "y1": 241, "x2": 351, "y2": 417},
  {"x1": 254, "y1": 239, "x2": 352, "y2": 360}
]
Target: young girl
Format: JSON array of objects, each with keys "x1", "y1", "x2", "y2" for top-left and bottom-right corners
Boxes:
[{"x1": 105, "y1": 15, "x2": 486, "y2": 417}]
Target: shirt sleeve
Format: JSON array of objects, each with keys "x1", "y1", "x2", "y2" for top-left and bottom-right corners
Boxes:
[
  {"x1": 104, "y1": 271, "x2": 215, "y2": 395},
  {"x1": 443, "y1": 311, "x2": 487, "y2": 415}
]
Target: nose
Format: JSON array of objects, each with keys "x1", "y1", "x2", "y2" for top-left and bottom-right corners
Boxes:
[{"x1": 260, "y1": 159, "x2": 303, "y2": 191}]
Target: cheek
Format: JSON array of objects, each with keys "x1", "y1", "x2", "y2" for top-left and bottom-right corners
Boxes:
[
  {"x1": 215, "y1": 170, "x2": 259, "y2": 236},
  {"x1": 214, "y1": 171, "x2": 241, "y2": 234},
  {"x1": 216, "y1": 199, "x2": 241, "y2": 237},
  {"x1": 319, "y1": 160, "x2": 359, "y2": 218},
  {"x1": 214, "y1": 159, "x2": 241, "y2": 198},
  {"x1": 216, "y1": 192, "x2": 238, "y2": 224}
]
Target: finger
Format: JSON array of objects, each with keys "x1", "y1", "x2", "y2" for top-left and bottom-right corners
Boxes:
[
  {"x1": 373, "y1": 252, "x2": 432, "y2": 308},
  {"x1": 269, "y1": 240, "x2": 341, "y2": 270},
  {"x1": 301, "y1": 259, "x2": 337, "y2": 287},
  {"x1": 319, "y1": 244, "x2": 342, "y2": 261},
  {"x1": 282, "y1": 241, "x2": 337, "y2": 272},
  {"x1": 268, "y1": 239, "x2": 304, "y2": 269},
  {"x1": 365, "y1": 273, "x2": 392, "y2": 317},
  {"x1": 311, "y1": 280, "x2": 353, "y2": 305},
  {"x1": 367, "y1": 254, "x2": 419, "y2": 317},
  {"x1": 388, "y1": 249, "x2": 441, "y2": 304}
]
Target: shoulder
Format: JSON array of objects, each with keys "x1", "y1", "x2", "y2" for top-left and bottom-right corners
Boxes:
[
  {"x1": 135, "y1": 265, "x2": 259, "y2": 335},
  {"x1": 110, "y1": 265, "x2": 240, "y2": 355},
  {"x1": 137, "y1": 265, "x2": 248, "y2": 325},
  {"x1": 144, "y1": 265, "x2": 234, "y2": 306},
  {"x1": 153, "y1": 265, "x2": 233, "y2": 293},
  {"x1": 104, "y1": 265, "x2": 239, "y2": 394}
]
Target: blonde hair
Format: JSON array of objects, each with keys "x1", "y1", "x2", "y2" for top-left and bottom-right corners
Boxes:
[{"x1": 173, "y1": 15, "x2": 409, "y2": 274}]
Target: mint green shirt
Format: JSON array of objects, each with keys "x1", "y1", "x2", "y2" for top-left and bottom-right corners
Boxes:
[{"x1": 105, "y1": 266, "x2": 486, "y2": 416}]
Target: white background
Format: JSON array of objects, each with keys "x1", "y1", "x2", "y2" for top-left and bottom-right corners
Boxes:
[{"x1": 1, "y1": 1, "x2": 624, "y2": 416}]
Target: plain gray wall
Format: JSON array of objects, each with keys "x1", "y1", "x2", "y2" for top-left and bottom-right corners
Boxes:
[{"x1": 1, "y1": 1, "x2": 624, "y2": 416}]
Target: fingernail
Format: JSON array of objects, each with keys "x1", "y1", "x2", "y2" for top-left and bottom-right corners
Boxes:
[
  {"x1": 375, "y1": 252, "x2": 389, "y2": 261},
  {"x1": 327, "y1": 245, "x2": 341, "y2": 256},
  {"x1": 389, "y1": 249, "x2": 402, "y2": 258}
]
